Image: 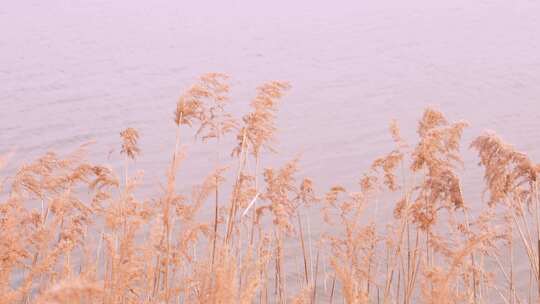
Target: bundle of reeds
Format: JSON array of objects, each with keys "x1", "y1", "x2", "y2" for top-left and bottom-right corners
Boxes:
[{"x1": 1, "y1": 74, "x2": 539, "y2": 304}]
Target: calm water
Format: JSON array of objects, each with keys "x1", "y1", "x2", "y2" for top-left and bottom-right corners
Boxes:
[
  {"x1": 2, "y1": 0, "x2": 540, "y2": 188},
  {"x1": 2, "y1": 0, "x2": 540, "y2": 298}
]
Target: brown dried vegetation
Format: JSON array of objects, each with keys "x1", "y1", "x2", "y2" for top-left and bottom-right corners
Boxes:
[{"x1": 2, "y1": 74, "x2": 540, "y2": 303}]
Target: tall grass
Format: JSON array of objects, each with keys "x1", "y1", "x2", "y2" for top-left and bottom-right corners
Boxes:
[{"x1": 1, "y1": 73, "x2": 539, "y2": 303}]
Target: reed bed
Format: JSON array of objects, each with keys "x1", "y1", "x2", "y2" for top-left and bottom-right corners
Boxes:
[{"x1": 1, "y1": 73, "x2": 539, "y2": 304}]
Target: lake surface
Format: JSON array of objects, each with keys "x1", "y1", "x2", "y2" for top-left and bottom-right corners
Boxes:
[
  {"x1": 2, "y1": 0, "x2": 540, "y2": 299},
  {"x1": 2, "y1": 0, "x2": 540, "y2": 190}
]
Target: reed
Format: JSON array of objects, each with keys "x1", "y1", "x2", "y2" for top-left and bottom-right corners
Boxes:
[{"x1": 1, "y1": 74, "x2": 539, "y2": 304}]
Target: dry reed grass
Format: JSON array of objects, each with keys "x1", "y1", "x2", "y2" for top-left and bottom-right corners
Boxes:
[{"x1": 1, "y1": 74, "x2": 539, "y2": 304}]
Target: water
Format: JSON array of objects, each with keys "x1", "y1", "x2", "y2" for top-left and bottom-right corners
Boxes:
[
  {"x1": 2, "y1": 0, "x2": 540, "y2": 300},
  {"x1": 2, "y1": 0, "x2": 540, "y2": 186}
]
